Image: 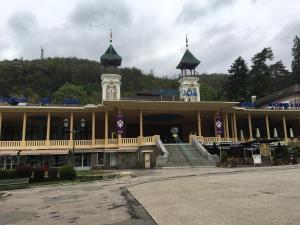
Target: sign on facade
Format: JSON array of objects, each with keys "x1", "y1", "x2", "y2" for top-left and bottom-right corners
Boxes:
[
  {"x1": 252, "y1": 154, "x2": 262, "y2": 165},
  {"x1": 116, "y1": 113, "x2": 125, "y2": 134},
  {"x1": 215, "y1": 115, "x2": 223, "y2": 135}
]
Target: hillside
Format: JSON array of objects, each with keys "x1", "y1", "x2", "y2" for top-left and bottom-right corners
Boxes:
[{"x1": 0, "y1": 57, "x2": 228, "y2": 104}]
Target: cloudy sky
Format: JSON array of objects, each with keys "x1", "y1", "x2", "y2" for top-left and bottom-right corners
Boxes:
[{"x1": 0, "y1": 0, "x2": 300, "y2": 76}]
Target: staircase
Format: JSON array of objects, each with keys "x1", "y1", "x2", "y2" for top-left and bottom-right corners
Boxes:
[{"x1": 163, "y1": 144, "x2": 216, "y2": 167}]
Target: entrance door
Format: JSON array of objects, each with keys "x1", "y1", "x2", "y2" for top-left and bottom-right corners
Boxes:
[
  {"x1": 110, "y1": 153, "x2": 117, "y2": 166},
  {"x1": 144, "y1": 153, "x2": 150, "y2": 169}
]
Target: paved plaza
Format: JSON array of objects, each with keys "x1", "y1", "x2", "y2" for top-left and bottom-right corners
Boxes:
[{"x1": 1, "y1": 165, "x2": 300, "y2": 225}]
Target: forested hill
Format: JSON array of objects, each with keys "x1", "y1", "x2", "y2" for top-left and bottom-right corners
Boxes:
[
  {"x1": 1, "y1": 35, "x2": 300, "y2": 105},
  {"x1": 0, "y1": 57, "x2": 228, "y2": 104}
]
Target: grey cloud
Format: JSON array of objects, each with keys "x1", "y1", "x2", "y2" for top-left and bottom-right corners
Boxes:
[
  {"x1": 69, "y1": 0, "x2": 132, "y2": 28},
  {"x1": 7, "y1": 11, "x2": 37, "y2": 37},
  {"x1": 176, "y1": 0, "x2": 235, "y2": 23}
]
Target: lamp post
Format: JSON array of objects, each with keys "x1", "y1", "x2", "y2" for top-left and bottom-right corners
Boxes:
[{"x1": 64, "y1": 118, "x2": 86, "y2": 167}]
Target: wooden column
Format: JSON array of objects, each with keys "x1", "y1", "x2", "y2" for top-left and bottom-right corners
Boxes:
[
  {"x1": 265, "y1": 114, "x2": 270, "y2": 139},
  {"x1": 197, "y1": 111, "x2": 202, "y2": 137},
  {"x1": 223, "y1": 114, "x2": 227, "y2": 138},
  {"x1": 0, "y1": 112, "x2": 2, "y2": 140},
  {"x1": 118, "y1": 110, "x2": 122, "y2": 146},
  {"x1": 283, "y1": 116, "x2": 287, "y2": 140},
  {"x1": 105, "y1": 111, "x2": 108, "y2": 145},
  {"x1": 22, "y1": 112, "x2": 27, "y2": 141},
  {"x1": 70, "y1": 112, "x2": 74, "y2": 140},
  {"x1": 233, "y1": 113, "x2": 237, "y2": 140},
  {"x1": 225, "y1": 113, "x2": 229, "y2": 139},
  {"x1": 46, "y1": 112, "x2": 51, "y2": 144},
  {"x1": 231, "y1": 114, "x2": 234, "y2": 139},
  {"x1": 139, "y1": 110, "x2": 143, "y2": 137},
  {"x1": 92, "y1": 112, "x2": 95, "y2": 146},
  {"x1": 248, "y1": 114, "x2": 253, "y2": 140}
]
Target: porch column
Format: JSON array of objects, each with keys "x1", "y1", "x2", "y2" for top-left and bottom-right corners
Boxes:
[
  {"x1": 46, "y1": 112, "x2": 51, "y2": 145},
  {"x1": 70, "y1": 112, "x2": 74, "y2": 140},
  {"x1": 139, "y1": 110, "x2": 143, "y2": 137},
  {"x1": 283, "y1": 116, "x2": 287, "y2": 140},
  {"x1": 223, "y1": 114, "x2": 227, "y2": 138},
  {"x1": 0, "y1": 112, "x2": 2, "y2": 140},
  {"x1": 225, "y1": 113, "x2": 229, "y2": 139},
  {"x1": 22, "y1": 112, "x2": 27, "y2": 142},
  {"x1": 118, "y1": 110, "x2": 122, "y2": 146},
  {"x1": 233, "y1": 113, "x2": 237, "y2": 140},
  {"x1": 248, "y1": 114, "x2": 253, "y2": 140},
  {"x1": 92, "y1": 112, "x2": 95, "y2": 146},
  {"x1": 197, "y1": 111, "x2": 202, "y2": 136},
  {"x1": 231, "y1": 114, "x2": 234, "y2": 139},
  {"x1": 265, "y1": 114, "x2": 270, "y2": 139},
  {"x1": 105, "y1": 111, "x2": 108, "y2": 145}
]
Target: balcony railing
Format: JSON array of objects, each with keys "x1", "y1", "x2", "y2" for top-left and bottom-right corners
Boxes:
[{"x1": 0, "y1": 136, "x2": 157, "y2": 152}]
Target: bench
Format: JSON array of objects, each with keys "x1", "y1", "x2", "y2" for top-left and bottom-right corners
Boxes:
[{"x1": 0, "y1": 178, "x2": 29, "y2": 190}]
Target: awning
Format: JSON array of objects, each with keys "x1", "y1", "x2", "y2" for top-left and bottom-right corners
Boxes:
[
  {"x1": 0, "y1": 151, "x2": 18, "y2": 156},
  {"x1": 20, "y1": 150, "x2": 69, "y2": 156}
]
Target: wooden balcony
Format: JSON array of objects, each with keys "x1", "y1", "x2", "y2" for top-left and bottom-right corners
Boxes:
[{"x1": 0, "y1": 136, "x2": 157, "y2": 152}]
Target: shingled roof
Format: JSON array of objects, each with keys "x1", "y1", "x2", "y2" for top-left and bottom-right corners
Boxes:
[
  {"x1": 176, "y1": 49, "x2": 200, "y2": 70},
  {"x1": 255, "y1": 84, "x2": 300, "y2": 106}
]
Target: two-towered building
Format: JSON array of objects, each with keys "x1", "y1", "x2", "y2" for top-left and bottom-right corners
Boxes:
[{"x1": 0, "y1": 38, "x2": 299, "y2": 170}]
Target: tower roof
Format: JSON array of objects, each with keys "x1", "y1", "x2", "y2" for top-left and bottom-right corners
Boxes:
[
  {"x1": 176, "y1": 49, "x2": 200, "y2": 70},
  {"x1": 100, "y1": 44, "x2": 122, "y2": 67}
]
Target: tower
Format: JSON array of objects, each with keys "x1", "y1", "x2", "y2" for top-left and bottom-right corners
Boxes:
[
  {"x1": 100, "y1": 31, "x2": 122, "y2": 101},
  {"x1": 176, "y1": 36, "x2": 201, "y2": 102}
]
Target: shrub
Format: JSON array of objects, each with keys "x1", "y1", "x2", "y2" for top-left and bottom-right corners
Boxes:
[
  {"x1": 0, "y1": 169, "x2": 16, "y2": 179},
  {"x1": 32, "y1": 167, "x2": 45, "y2": 181},
  {"x1": 48, "y1": 167, "x2": 58, "y2": 180},
  {"x1": 16, "y1": 166, "x2": 32, "y2": 178},
  {"x1": 59, "y1": 165, "x2": 76, "y2": 180}
]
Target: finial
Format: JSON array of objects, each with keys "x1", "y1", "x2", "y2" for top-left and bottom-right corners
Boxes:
[
  {"x1": 186, "y1": 34, "x2": 188, "y2": 48},
  {"x1": 110, "y1": 29, "x2": 112, "y2": 43}
]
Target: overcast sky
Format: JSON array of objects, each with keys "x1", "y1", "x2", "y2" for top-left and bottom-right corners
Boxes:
[{"x1": 0, "y1": 0, "x2": 300, "y2": 76}]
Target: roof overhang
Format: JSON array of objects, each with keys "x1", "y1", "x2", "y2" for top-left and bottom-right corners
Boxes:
[{"x1": 103, "y1": 100, "x2": 239, "y2": 111}]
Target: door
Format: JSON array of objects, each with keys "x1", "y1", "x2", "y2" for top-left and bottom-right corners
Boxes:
[
  {"x1": 144, "y1": 153, "x2": 150, "y2": 169},
  {"x1": 110, "y1": 153, "x2": 117, "y2": 166}
]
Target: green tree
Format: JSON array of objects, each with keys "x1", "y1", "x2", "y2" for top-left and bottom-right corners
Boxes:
[
  {"x1": 292, "y1": 36, "x2": 300, "y2": 83},
  {"x1": 225, "y1": 56, "x2": 249, "y2": 101},
  {"x1": 52, "y1": 82, "x2": 90, "y2": 104},
  {"x1": 250, "y1": 47, "x2": 274, "y2": 98}
]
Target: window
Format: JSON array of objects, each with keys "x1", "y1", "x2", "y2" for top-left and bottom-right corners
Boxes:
[
  {"x1": 97, "y1": 152, "x2": 104, "y2": 165},
  {"x1": 49, "y1": 155, "x2": 67, "y2": 167},
  {"x1": 74, "y1": 153, "x2": 91, "y2": 167}
]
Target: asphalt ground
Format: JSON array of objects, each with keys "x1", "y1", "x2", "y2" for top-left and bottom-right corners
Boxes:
[{"x1": 1, "y1": 165, "x2": 299, "y2": 225}]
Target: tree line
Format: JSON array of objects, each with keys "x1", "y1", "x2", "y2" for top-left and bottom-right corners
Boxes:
[
  {"x1": 224, "y1": 36, "x2": 300, "y2": 101},
  {"x1": 0, "y1": 36, "x2": 299, "y2": 104}
]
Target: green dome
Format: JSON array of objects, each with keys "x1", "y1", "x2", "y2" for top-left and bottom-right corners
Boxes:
[{"x1": 100, "y1": 44, "x2": 122, "y2": 67}]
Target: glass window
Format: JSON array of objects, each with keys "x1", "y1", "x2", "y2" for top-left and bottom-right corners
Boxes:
[
  {"x1": 97, "y1": 152, "x2": 104, "y2": 165},
  {"x1": 83, "y1": 154, "x2": 91, "y2": 167},
  {"x1": 74, "y1": 153, "x2": 82, "y2": 167},
  {"x1": 49, "y1": 155, "x2": 67, "y2": 167},
  {"x1": 0, "y1": 156, "x2": 5, "y2": 169}
]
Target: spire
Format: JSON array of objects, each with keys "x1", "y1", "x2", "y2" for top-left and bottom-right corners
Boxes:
[
  {"x1": 100, "y1": 31, "x2": 122, "y2": 67},
  {"x1": 176, "y1": 35, "x2": 200, "y2": 77},
  {"x1": 40, "y1": 45, "x2": 44, "y2": 60},
  {"x1": 186, "y1": 34, "x2": 188, "y2": 48},
  {"x1": 110, "y1": 29, "x2": 112, "y2": 43}
]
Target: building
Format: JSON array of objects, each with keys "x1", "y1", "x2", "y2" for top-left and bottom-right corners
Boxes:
[{"x1": 0, "y1": 39, "x2": 299, "y2": 170}]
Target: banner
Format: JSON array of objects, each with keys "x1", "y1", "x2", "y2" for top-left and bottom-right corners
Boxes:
[
  {"x1": 215, "y1": 115, "x2": 223, "y2": 135},
  {"x1": 116, "y1": 113, "x2": 125, "y2": 134}
]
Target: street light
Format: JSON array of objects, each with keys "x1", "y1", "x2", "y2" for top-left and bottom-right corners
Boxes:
[{"x1": 64, "y1": 118, "x2": 86, "y2": 167}]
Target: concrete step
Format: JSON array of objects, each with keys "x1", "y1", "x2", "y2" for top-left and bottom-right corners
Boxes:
[{"x1": 163, "y1": 144, "x2": 215, "y2": 167}]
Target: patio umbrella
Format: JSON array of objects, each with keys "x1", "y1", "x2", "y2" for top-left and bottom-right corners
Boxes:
[
  {"x1": 289, "y1": 128, "x2": 294, "y2": 138},
  {"x1": 273, "y1": 128, "x2": 278, "y2": 138},
  {"x1": 240, "y1": 129, "x2": 244, "y2": 141},
  {"x1": 256, "y1": 128, "x2": 261, "y2": 138}
]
